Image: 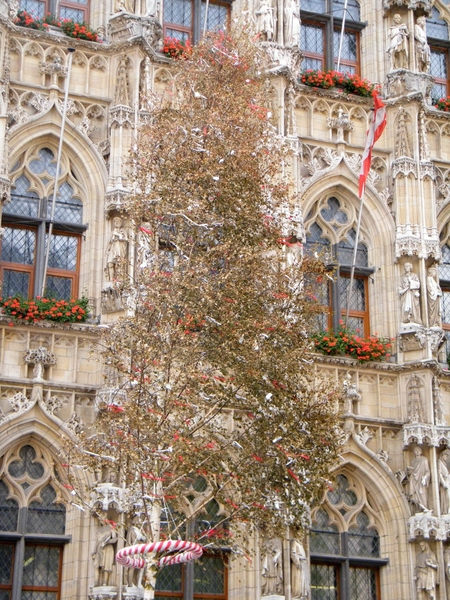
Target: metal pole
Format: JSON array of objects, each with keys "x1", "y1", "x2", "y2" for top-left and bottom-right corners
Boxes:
[
  {"x1": 41, "y1": 47, "x2": 75, "y2": 298},
  {"x1": 336, "y1": 0, "x2": 349, "y2": 71},
  {"x1": 202, "y1": 0, "x2": 210, "y2": 37},
  {"x1": 345, "y1": 196, "x2": 363, "y2": 326}
]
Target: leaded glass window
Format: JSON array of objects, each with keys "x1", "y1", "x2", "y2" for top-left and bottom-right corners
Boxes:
[
  {"x1": 301, "y1": 0, "x2": 364, "y2": 74},
  {"x1": 2, "y1": 147, "x2": 85, "y2": 299},
  {"x1": 163, "y1": 0, "x2": 230, "y2": 44},
  {"x1": 427, "y1": 8, "x2": 450, "y2": 100},
  {"x1": 0, "y1": 443, "x2": 68, "y2": 600},
  {"x1": 305, "y1": 197, "x2": 371, "y2": 335},
  {"x1": 310, "y1": 473, "x2": 386, "y2": 600}
]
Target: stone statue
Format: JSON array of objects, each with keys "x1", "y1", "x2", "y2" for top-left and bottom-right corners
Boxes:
[
  {"x1": 105, "y1": 217, "x2": 128, "y2": 282},
  {"x1": 427, "y1": 265, "x2": 442, "y2": 328},
  {"x1": 445, "y1": 546, "x2": 450, "y2": 585},
  {"x1": 114, "y1": 0, "x2": 134, "y2": 13},
  {"x1": 93, "y1": 528, "x2": 118, "y2": 587},
  {"x1": 415, "y1": 541, "x2": 438, "y2": 600},
  {"x1": 145, "y1": 0, "x2": 160, "y2": 17},
  {"x1": 399, "y1": 262, "x2": 422, "y2": 325},
  {"x1": 291, "y1": 539, "x2": 308, "y2": 600},
  {"x1": 125, "y1": 516, "x2": 146, "y2": 587},
  {"x1": 407, "y1": 446, "x2": 430, "y2": 511},
  {"x1": 256, "y1": 0, "x2": 275, "y2": 41},
  {"x1": 387, "y1": 14, "x2": 409, "y2": 70},
  {"x1": 415, "y1": 16, "x2": 431, "y2": 73},
  {"x1": 261, "y1": 541, "x2": 283, "y2": 596},
  {"x1": 284, "y1": 0, "x2": 300, "y2": 46},
  {"x1": 439, "y1": 449, "x2": 450, "y2": 515},
  {"x1": 137, "y1": 223, "x2": 153, "y2": 269}
]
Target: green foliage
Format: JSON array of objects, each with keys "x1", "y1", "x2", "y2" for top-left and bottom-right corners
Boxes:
[
  {"x1": 300, "y1": 69, "x2": 380, "y2": 97},
  {"x1": 313, "y1": 323, "x2": 392, "y2": 362},
  {"x1": 0, "y1": 295, "x2": 89, "y2": 323}
]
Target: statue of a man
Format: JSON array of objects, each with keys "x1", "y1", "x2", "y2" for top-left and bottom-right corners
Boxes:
[
  {"x1": 291, "y1": 539, "x2": 309, "y2": 600},
  {"x1": 256, "y1": 0, "x2": 275, "y2": 41},
  {"x1": 125, "y1": 516, "x2": 146, "y2": 587},
  {"x1": 427, "y1": 265, "x2": 442, "y2": 328},
  {"x1": 105, "y1": 216, "x2": 128, "y2": 282},
  {"x1": 93, "y1": 528, "x2": 118, "y2": 587},
  {"x1": 439, "y1": 449, "x2": 450, "y2": 515},
  {"x1": 415, "y1": 16, "x2": 431, "y2": 73},
  {"x1": 399, "y1": 262, "x2": 422, "y2": 325},
  {"x1": 284, "y1": 0, "x2": 300, "y2": 46},
  {"x1": 387, "y1": 14, "x2": 409, "y2": 70},
  {"x1": 407, "y1": 446, "x2": 430, "y2": 511},
  {"x1": 261, "y1": 542, "x2": 283, "y2": 596},
  {"x1": 415, "y1": 542, "x2": 438, "y2": 600}
]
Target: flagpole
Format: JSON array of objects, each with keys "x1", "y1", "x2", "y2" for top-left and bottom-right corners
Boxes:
[
  {"x1": 345, "y1": 94, "x2": 386, "y2": 328},
  {"x1": 336, "y1": 0, "x2": 349, "y2": 71},
  {"x1": 41, "y1": 47, "x2": 75, "y2": 297}
]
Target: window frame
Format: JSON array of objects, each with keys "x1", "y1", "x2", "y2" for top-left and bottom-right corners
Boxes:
[
  {"x1": 19, "y1": 0, "x2": 89, "y2": 21},
  {"x1": 429, "y1": 43, "x2": 450, "y2": 100},
  {"x1": 163, "y1": 0, "x2": 231, "y2": 44},
  {"x1": 300, "y1": 0, "x2": 366, "y2": 74}
]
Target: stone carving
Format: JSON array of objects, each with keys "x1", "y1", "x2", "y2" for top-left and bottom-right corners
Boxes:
[
  {"x1": 43, "y1": 395, "x2": 64, "y2": 415},
  {"x1": 91, "y1": 56, "x2": 107, "y2": 71},
  {"x1": 9, "y1": 391, "x2": 33, "y2": 414},
  {"x1": 102, "y1": 287, "x2": 123, "y2": 313},
  {"x1": 76, "y1": 117, "x2": 96, "y2": 138},
  {"x1": 24, "y1": 347, "x2": 57, "y2": 380},
  {"x1": 377, "y1": 449, "x2": 389, "y2": 463},
  {"x1": 91, "y1": 483, "x2": 128, "y2": 512},
  {"x1": 433, "y1": 377, "x2": 446, "y2": 426},
  {"x1": 407, "y1": 375, "x2": 424, "y2": 424},
  {"x1": 387, "y1": 14, "x2": 409, "y2": 70},
  {"x1": 439, "y1": 449, "x2": 450, "y2": 515},
  {"x1": 255, "y1": 0, "x2": 275, "y2": 41},
  {"x1": 110, "y1": 105, "x2": 134, "y2": 129},
  {"x1": 415, "y1": 16, "x2": 431, "y2": 73},
  {"x1": 95, "y1": 387, "x2": 127, "y2": 412},
  {"x1": 415, "y1": 542, "x2": 438, "y2": 600},
  {"x1": 342, "y1": 372, "x2": 361, "y2": 414},
  {"x1": 26, "y1": 92, "x2": 50, "y2": 114},
  {"x1": 64, "y1": 412, "x2": 84, "y2": 434},
  {"x1": 284, "y1": 0, "x2": 300, "y2": 46},
  {"x1": 285, "y1": 83, "x2": 295, "y2": 136},
  {"x1": 408, "y1": 513, "x2": 440, "y2": 541},
  {"x1": 290, "y1": 539, "x2": 308, "y2": 600},
  {"x1": 114, "y1": 56, "x2": 130, "y2": 106},
  {"x1": 328, "y1": 108, "x2": 353, "y2": 144},
  {"x1": 403, "y1": 424, "x2": 450, "y2": 448},
  {"x1": 399, "y1": 262, "x2": 422, "y2": 325},
  {"x1": 357, "y1": 427, "x2": 374, "y2": 446},
  {"x1": 137, "y1": 224, "x2": 153, "y2": 269},
  {"x1": 114, "y1": 0, "x2": 134, "y2": 13},
  {"x1": 94, "y1": 529, "x2": 118, "y2": 587},
  {"x1": 427, "y1": 265, "x2": 442, "y2": 327},
  {"x1": 261, "y1": 539, "x2": 283, "y2": 596},
  {"x1": 105, "y1": 217, "x2": 128, "y2": 282},
  {"x1": 39, "y1": 56, "x2": 68, "y2": 86},
  {"x1": 395, "y1": 107, "x2": 412, "y2": 158},
  {"x1": 419, "y1": 108, "x2": 431, "y2": 162},
  {"x1": 125, "y1": 516, "x2": 146, "y2": 587},
  {"x1": 407, "y1": 446, "x2": 430, "y2": 511},
  {"x1": 392, "y1": 157, "x2": 418, "y2": 179}
]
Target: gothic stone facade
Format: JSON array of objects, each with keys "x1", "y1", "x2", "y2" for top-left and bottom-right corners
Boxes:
[{"x1": 2, "y1": 0, "x2": 450, "y2": 598}]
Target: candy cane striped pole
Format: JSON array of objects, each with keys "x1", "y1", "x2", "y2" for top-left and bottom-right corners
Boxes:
[{"x1": 116, "y1": 540, "x2": 203, "y2": 569}]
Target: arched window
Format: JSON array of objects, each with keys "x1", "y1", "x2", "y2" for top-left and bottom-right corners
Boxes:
[
  {"x1": 1, "y1": 147, "x2": 87, "y2": 300},
  {"x1": 310, "y1": 474, "x2": 387, "y2": 600},
  {"x1": 0, "y1": 444, "x2": 69, "y2": 600},
  {"x1": 301, "y1": 0, "x2": 364, "y2": 73},
  {"x1": 155, "y1": 484, "x2": 228, "y2": 600},
  {"x1": 427, "y1": 7, "x2": 450, "y2": 101},
  {"x1": 305, "y1": 196, "x2": 372, "y2": 335}
]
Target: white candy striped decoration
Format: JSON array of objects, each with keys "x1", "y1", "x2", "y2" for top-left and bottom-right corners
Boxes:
[{"x1": 116, "y1": 540, "x2": 204, "y2": 569}]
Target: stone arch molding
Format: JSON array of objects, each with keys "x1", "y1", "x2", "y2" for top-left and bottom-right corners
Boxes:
[{"x1": 302, "y1": 175, "x2": 395, "y2": 254}]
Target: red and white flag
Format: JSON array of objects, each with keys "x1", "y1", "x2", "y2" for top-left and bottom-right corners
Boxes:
[{"x1": 358, "y1": 93, "x2": 387, "y2": 198}]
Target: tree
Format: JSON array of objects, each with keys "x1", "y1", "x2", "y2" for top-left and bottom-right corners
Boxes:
[{"x1": 68, "y1": 29, "x2": 343, "y2": 589}]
